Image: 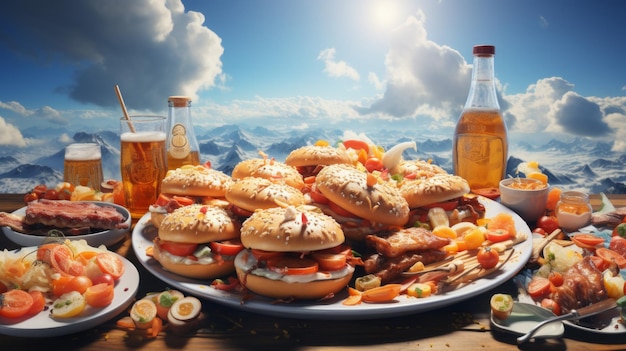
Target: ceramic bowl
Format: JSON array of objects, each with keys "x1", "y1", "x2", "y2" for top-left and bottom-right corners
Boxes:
[{"x1": 499, "y1": 178, "x2": 549, "y2": 223}]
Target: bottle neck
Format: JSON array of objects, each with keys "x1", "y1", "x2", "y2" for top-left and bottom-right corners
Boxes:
[{"x1": 464, "y1": 54, "x2": 500, "y2": 109}]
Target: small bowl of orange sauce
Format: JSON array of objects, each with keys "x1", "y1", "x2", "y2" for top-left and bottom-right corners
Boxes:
[{"x1": 499, "y1": 178, "x2": 549, "y2": 223}]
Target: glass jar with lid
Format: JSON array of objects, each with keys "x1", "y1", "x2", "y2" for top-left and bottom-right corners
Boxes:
[{"x1": 554, "y1": 191, "x2": 592, "y2": 232}]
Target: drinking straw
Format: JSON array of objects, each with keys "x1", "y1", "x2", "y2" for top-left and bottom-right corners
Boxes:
[{"x1": 114, "y1": 85, "x2": 136, "y2": 133}]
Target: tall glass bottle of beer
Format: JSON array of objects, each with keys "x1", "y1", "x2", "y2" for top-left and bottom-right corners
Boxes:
[
  {"x1": 453, "y1": 45, "x2": 508, "y2": 192},
  {"x1": 166, "y1": 96, "x2": 201, "y2": 170}
]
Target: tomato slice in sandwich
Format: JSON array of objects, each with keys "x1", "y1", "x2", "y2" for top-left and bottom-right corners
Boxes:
[
  {"x1": 209, "y1": 240, "x2": 244, "y2": 256},
  {"x1": 328, "y1": 201, "x2": 359, "y2": 218},
  {"x1": 421, "y1": 199, "x2": 459, "y2": 211},
  {"x1": 159, "y1": 240, "x2": 198, "y2": 257},
  {"x1": 267, "y1": 256, "x2": 319, "y2": 275}
]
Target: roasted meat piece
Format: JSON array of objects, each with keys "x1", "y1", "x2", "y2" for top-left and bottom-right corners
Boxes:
[
  {"x1": 551, "y1": 256, "x2": 607, "y2": 313},
  {"x1": 24, "y1": 199, "x2": 128, "y2": 230},
  {"x1": 365, "y1": 227, "x2": 450, "y2": 258},
  {"x1": 363, "y1": 250, "x2": 447, "y2": 284}
]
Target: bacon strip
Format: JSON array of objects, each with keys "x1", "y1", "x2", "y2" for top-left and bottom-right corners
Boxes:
[
  {"x1": 0, "y1": 212, "x2": 26, "y2": 232},
  {"x1": 24, "y1": 199, "x2": 128, "y2": 230}
]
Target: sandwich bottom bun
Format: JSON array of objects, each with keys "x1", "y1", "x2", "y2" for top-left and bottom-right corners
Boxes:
[
  {"x1": 152, "y1": 240, "x2": 236, "y2": 279},
  {"x1": 235, "y1": 266, "x2": 353, "y2": 300}
]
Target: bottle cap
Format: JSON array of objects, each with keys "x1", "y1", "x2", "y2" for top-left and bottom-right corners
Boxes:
[
  {"x1": 473, "y1": 45, "x2": 495, "y2": 56},
  {"x1": 168, "y1": 96, "x2": 192, "y2": 107}
]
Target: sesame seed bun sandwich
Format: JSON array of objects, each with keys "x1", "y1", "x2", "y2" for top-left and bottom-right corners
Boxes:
[
  {"x1": 231, "y1": 156, "x2": 305, "y2": 190},
  {"x1": 225, "y1": 176, "x2": 306, "y2": 218},
  {"x1": 310, "y1": 163, "x2": 410, "y2": 242},
  {"x1": 284, "y1": 144, "x2": 352, "y2": 177},
  {"x1": 150, "y1": 164, "x2": 233, "y2": 228},
  {"x1": 152, "y1": 204, "x2": 243, "y2": 279},
  {"x1": 234, "y1": 205, "x2": 357, "y2": 300},
  {"x1": 398, "y1": 172, "x2": 485, "y2": 226}
]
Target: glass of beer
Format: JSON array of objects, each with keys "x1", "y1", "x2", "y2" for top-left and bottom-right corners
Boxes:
[
  {"x1": 63, "y1": 143, "x2": 104, "y2": 190},
  {"x1": 120, "y1": 116, "x2": 167, "y2": 219}
]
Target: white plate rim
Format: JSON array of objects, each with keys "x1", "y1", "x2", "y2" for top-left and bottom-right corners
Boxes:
[
  {"x1": 0, "y1": 247, "x2": 139, "y2": 337},
  {"x1": 131, "y1": 197, "x2": 533, "y2": 320},
  {"x1": 1, "y1": 202, "x2": 131, "y2": 248}
]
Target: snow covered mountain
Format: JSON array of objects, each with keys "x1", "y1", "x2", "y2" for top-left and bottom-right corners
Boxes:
[{"x1": 1, "y1": 125, "x2": 625, "y2": 195}]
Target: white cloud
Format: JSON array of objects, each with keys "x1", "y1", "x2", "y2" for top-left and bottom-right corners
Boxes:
[
  {"x1": 2, "y1": 0, "x2": 224, "y2": 111},
  {"x1": 0, "y1": 116, "x2": 27, "y2": 147},
  {"x1": 317, "y1": 48, "x2": 360, "y2": 81},
  {"x1": 359, "y1": 10, "x2": 470, "y2": 120},
  {"x1": 368, "y1": 72, "x2": 384, "y2": 90}
]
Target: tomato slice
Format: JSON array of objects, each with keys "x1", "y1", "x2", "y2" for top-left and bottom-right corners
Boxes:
[
  {"x1": 328, "y1": 201, "x2": 359, "y2": 218},
  {"x1": 84, "y1": 283, "x2": 115, "y2": 307},
  {"x1": 231, "y1": 205, "x2": 254, "y2": 217},
  {"x1": 159, "y1": 240, "x2": 198, "y2": 257},
  {"x1": 49, "y1": 245, "x2": 84, "y2": 276},
  {"x1": 26, "y1": 290, "x2": 46, "y2": 316},
  {"x1": 595, "y1": 248, "x2": 626, "y2": 269},
  {"x1": 250, "y1": 249, "x2": 283, "y2": 261},
  {"x1": 527, "y1": 276, "x2": 552, "y2": 299},
  {"x1": 0, "y1": 289, "x2": 34, "y2": 319},
  {"x1": 155, "y1": 194, "x2": 172, "y2": 207},
  {"x1": 342, "y1": 139, "x2": 369, "y2": 154},
  {"x1": 311, "y1": 251, "x2": 347, "y2": 271},
  {"x1": 472, "y1": 187, "x2": 501, "y2": 200},
  {"x1": 267, "y1": 256, "x2": 319, "y2": 275},
  {"x1": 209, "y1": 240, "x2": 244, "y2": 256},
  {"x1": 486, "y1": 229, "x2": 510, "y2": 243},
  {"x1": 570, "y1": 234, "x2": 605, "y2": 249},
  {"x1": 95, "y1": 253, "x2": 126, "y2": 280},
  {"x1": 172, "y1": 196, "x2": 195, "y2": 207}
]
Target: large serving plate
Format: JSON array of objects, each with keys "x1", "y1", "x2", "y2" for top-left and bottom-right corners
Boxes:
[
  {"x1": 0, "y1": 248, "x2": 139, "y2": 337},
  {"x1": 1, "y1": 202, "x2": 131, "y2": 247},
  {"x1": 132, "y1": 197, "x2": 533, "y2": 320}
]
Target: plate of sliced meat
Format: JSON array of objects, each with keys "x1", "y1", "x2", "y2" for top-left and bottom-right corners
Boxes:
[
  {"x1": 1, "y1": 200, "x2": 131, "y2": 248},
  {"x1": 132, "y1": 197, "x2": 533, "y2": 320}
]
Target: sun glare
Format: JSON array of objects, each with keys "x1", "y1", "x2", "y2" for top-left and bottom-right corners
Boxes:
[{"x1": 370, "y1": 1, "x2": 401, "y2": 30}]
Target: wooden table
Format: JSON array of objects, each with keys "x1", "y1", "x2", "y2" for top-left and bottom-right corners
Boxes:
[{"x1": 1, "y1": 193, "x2": 625, "y2": 350}]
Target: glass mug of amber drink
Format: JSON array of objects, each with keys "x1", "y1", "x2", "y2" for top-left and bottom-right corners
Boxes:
[
  {"x1": 120, "y1": 116, "x2": 167, "y2": 219},
  {"x1": 63, "y1": 143, "x2": 104, "y2": 190}
]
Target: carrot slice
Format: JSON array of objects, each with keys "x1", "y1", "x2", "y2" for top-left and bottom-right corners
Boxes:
[
  {"x1": 342, "y1": 294, "x2": 363, "y2": 306},
  {"x1": 116, "y1": 316, "x2": 136, "y2": 329},
  {"x1": 361, "y1": 284, "x2": 401, "y2": 303}
]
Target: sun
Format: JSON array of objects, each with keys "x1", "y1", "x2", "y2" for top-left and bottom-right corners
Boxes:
[{"x1": 370, "y1": 0, "x2": 402, "y2": 30}]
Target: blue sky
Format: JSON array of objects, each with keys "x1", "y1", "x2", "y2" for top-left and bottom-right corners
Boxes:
[{"x1": 0, "y1": 0, "x2": 625, "y2": 151}]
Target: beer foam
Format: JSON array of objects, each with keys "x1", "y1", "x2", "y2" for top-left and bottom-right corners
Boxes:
[
  {"x1": 121, "y1": 131, "x2": 166, "y2": 142},
  {"x1": 65, "y1": 143, "x2": 101, "y2": 161}
]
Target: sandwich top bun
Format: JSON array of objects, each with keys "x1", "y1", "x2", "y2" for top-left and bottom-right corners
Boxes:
[
  {"x1": 160, "y1": 165, "x2": 233, "y2": 198},
  {"x1": 285, "y1": 145, "x2": 352, "y2": 168},
  {"x1": 225, "y1": 177, "x2": 306, "y2": 212},
  {"x1": 400, "y1": 173, "x2": 470, "y2": 208},
  {"x1": 315, "y1": 164, "x2": 410, "y2": 227},
  {"x1": 158, "y1": 204, "x2": 240, "y2": 244},
  {"x1": 231, "y1": 158, "x2": 304, "y2": 190},
  {"x1": 240, "y1": 206, "x2": 344, "y2": 252}
]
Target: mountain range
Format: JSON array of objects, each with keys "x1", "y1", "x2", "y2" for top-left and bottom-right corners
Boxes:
[{"x1": 1, "y1": 125, "x2": 625, "y2": 195}]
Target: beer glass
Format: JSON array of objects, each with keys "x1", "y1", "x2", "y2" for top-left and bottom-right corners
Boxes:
[
  {"x1": 63, "y1": 143, "x2": 104, "y2": 190},
  {"x1": 120, "y1": 116, "x2": 167, "y2": 219}
]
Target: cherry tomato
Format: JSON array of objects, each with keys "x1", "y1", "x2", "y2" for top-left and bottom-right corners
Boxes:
[
  {"x1": 42, "y1": 189, "x2": 59, "y2": 200},
  {"x1": 532, "y1": 227, "x2": 547, "y2": 236},
  {"x1": 535, "y1": 215, "x2": 560, "y2": 234},
  {"x1": 84, "y1": 283, "x2": 115, "y2": 308},
  {"x1": 33, "y1": 184, "x2": 48, "y2": 198},
  {"x1": 486, "y1": 229, "x2": 510, "y2": 243},
  {"x1": 52, "y1": 275, "x2": 92, "y2": 296},
  {"x1": 476, "y1": 246, "x2": 499, "y2": 269},
  {"x1": 267, "y1": 256, "x2": 319, "y2": 275},
  {"x1": 609, "y1": 236, "x2": 626, "y2": 257},
  {"x1": 364, "y1": 157, "x2": 384, "y2": 173},
  {"x1": 91, "y1": 274, "x2": 115, "y2": 286},
  {"x1": 209, "y1": 240, "x2": 244, "y2": 256},
  {"x1": 0, "y1": 289, "x2": 34, "y2": 319},
  {"x1": 23, "y1": 192, "x2": 38, "y2": 203},
  {"x1": 547, "y1": 271, "x2": 564, "y2": 287},
  {"x1": 95, "y1": 253, "x2": 125, "y2": 280},
  {"x1": 159, "y1": 240, "x2": 198, "y2": 257},
  {"x1": 612, "y1": 223, "x2": 626, "y2": 238}
]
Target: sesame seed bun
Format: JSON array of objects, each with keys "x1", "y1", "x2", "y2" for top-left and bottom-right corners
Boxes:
[
  {"x1": 225, "y1": 177, "x2": 306, "y2": 212},
  {"x1": 231, "y1": 158, "x2": 304, "y2": 190},
  {"x1": 285, "y1": 145, "x2": 352, "y2": 168},
  {"x1": 160, "y1": 165, "x2": 233, "y2": 197},
  {"x1": 399, "y1": 173, "x2": 470, "y2": 208},
  {"x1": 158, "y1": 204, "x2": 240, "y2": 243},
  {"x1": 315, "y1": 164, "x2": 410, "y2": 227},
  {"x1": 393, "y1": 160, "x2": 448, "y2": 179},
  {"x1": 240, "y1": 206, "x2": 344, "y2": 252}
]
